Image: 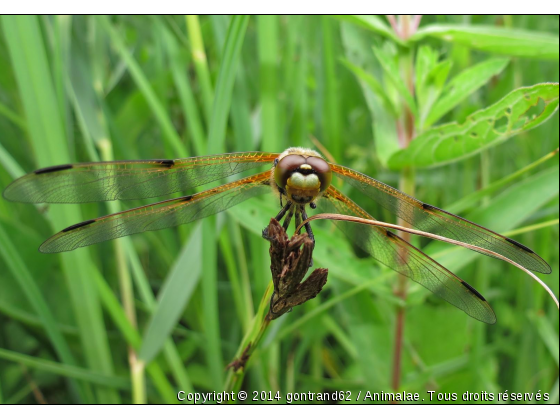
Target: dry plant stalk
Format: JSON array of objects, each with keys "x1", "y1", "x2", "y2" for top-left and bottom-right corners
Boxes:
[
  {"x1": 226, "y1": 218, "x2": 328, "y2": 377},
  {"x1": 266, "y1": 218, "x2": 328, "y2": 320}
]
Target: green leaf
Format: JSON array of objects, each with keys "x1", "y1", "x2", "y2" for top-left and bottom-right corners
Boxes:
[
  {"x1": 0, "y1": 222, "x2": 85, "y2": 393},
  {"x1": 340, "y1": 58, "x2": 398, "y2": 116},
  {"x1": 389, "y1": 83, "x2": 559, "y2": 169},
  {"x1": 425, "y1": 58, "x2": 510, "y2": 127},
  {"x1": 446, "y1": 148, "x2": 559, "y2": 215},
  {"x1": 415, "y1": 45, "x2": 439, "y2": 95},
  {"x1": 2, "y1": 15, "x2": 119, "y2": 404},
  {"x1": 411, "y1": 25, "x2": 559, "y2": 60},
  {"x1": 340, "y1": 24, "x2": 400, "y2": 166},
  {"x1": 138, "y1": 224, "x2": 202, "y2": 364},
  {"x1": 0, "y1": 348, "x2": 130, "y2": 390},
  {"x1": 417, "y1": 59, "x2": 452, "y2": 128},
  {"x1": 373, "y1": 46, "x2": 417, "y2": 116},
  {"x1": 334, "y1": 15, "x2": 402, "y2": 45},
  {"x1": 97, "y1": 16, "x2": 188, "y2": 157},
  {"x1": 203, "y1": 15, "x2": 249, "y2": 390},
  {"x1": 528, "y1": 312, "x2": 559, "y2": 366},
  {"x1": 208, "y1": 15, "x2": 249, "y2": 155}
]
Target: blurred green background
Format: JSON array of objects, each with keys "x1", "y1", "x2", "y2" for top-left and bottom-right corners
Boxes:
[{"x1": 0, "y1": 15, "x2": 558, "y2": 404}]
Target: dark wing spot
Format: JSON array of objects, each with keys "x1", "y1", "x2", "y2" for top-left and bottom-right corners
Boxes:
[
  {"x1": 386, "y1": 230, "x2": 397, "y2": 238},
  {"x1": 34, "y1": 164, "x2": 73, "y2": 175},
  {"x1": 62, "y1": 219, "x2": 96, "y2": 232},
  {"x1": 460, "y1": 280, "x2": 486, "y2": 301},
  {"x1": 155, "y1": 159, "x2": 174, "y2": 168},
  {"x1": 422, "y1": 203, "x2": 436, "y2": 210},
  {"x1": 181, "y1": 195, "x2": 193, "y2": 202},
  {"x1": 505, "y1": 237, "x2": 535, "y2": 254}
]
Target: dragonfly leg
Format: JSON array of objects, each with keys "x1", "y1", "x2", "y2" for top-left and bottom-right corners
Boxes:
[
  {"x1": 277, "y1": 186, "x2": 286, "y2": 208},
  {"x1": 275, "y1": 200, "x2": 292, "y2": 222},
  {"x1": 282, "y1": 205, "x2": 295, "y2": 231},
  {"x1": 295, "y1": 206, "x2": 302, "y2": 232},
  {"x1": 262, "y1": 201, "x2": 293, "y2": 240},
  {"x1": 301, "y1": 208, "x2": 315, "y2": 245},
  {"x1": 301, "y1": 207, "x2": 314, "y2": 267}
]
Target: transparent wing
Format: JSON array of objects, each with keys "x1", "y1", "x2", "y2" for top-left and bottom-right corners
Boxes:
[
  {"x1": 40, "y1": 171, "x2": 272, "y2": 253},
  {"x1": 331, "y1": 163, "x2": 551, "y2": 274},
  {"x1": 319, "y1": 185, "x2": 497, "y2": 324},
  {"x1": 4, "y1": 152, "x2": 278, "y2": 203}
]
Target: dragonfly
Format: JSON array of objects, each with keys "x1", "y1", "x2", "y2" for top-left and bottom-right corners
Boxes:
[{"x1": 3, "y1": 147, "x2": 551, "y2": 324}]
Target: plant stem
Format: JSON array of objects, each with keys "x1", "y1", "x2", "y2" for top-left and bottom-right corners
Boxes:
[
  {"x1": 185, "y1": 15, "x2": 214, "y2": 125},
  {"x1": 99, "y1": 140, "x2": 146, "y2": 404},
  {"x1": 224, "y1": 282, "x2": 273, "y2": 394},
  {"x1": 392, "y1": 165, "x2": 415, "y2": 391},
  {"x1": 392, "y1": 17, "x2": 417, "y2": 392}
]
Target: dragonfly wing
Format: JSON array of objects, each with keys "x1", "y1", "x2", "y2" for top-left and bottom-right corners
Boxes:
[
  {"x1": 4, "y1": 152, "x2": 278, "y2": 203},
  {"x1": 331, "y1": 163, "x2": 551, "y2": 274},
  {"x1": 40, "y1": 171, "x2": 272, "y2": 253},
  {"x1": 318, "y1": 186, "x2": 497, "y2": 324}
]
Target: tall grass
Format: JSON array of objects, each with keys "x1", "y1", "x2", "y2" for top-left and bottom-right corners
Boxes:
[{"x1": 0, "y1": 15, "x2": 558, "y2": 404}]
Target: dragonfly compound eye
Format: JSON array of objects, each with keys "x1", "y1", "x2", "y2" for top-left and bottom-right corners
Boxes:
[
  {"x1": 275, "y1": 154, "x2": 332, "y2": 205},
  {"x1": 307, "y1": 157, "x2": 332, "y2": 192},
  {"x1": 274, "y1": 154, "x2": 306, "y2": 189}
]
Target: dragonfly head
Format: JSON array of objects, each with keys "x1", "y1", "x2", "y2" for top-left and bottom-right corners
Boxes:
[{"x1": 274, "y1": 149, "x2": 332, "y2": 205}]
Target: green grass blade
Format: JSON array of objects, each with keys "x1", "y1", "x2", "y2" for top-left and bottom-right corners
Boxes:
[
  {"x1": 258, "y1": 15, "x2": 280, "y2": 152},
  {"x1": 97, "y1": 16, "x2": 187, "y2": 158},
  {"x1": 528, "y1": 312, "x2": 559, "y2": 366},
  {"x1": 321, "y1": 17, "x2": 342, "y2": 160},
  {"x1": 186, "y1": 15, "x2": 215, "y2": 125},
  {"x1": 139, "y1": 224, "x2": 202, "y2": 363},
  {"x1": 1, "y1": 15, "x2": 119, "y2": 404},
  {"x1": 202, "y1": 15, "x2": 249, "y2": 389},
  {"x1": 0, "y1": 223, "x2": 88, "y2": 400},
  {"x1": 447, "y1": 148, "x2": 559, "y2": 214},
  {"x1": 162, "y1": 24, "x2": 207, "y2": 156},
  {"x1": 412, "y1": 25, "x2": 559, "y2": 60},
  {"x1": 0, "y1": 348, "x2": 130, "y2": 390}
]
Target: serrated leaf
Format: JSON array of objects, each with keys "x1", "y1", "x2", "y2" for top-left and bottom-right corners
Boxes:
[
  {"x1": 411, "y1": 25, "x2": 559, "y2": 60},
  {"x1": 373, "y1": 46, "x2": 417, "y2": 116},
  {"x1": 424, "y1": 58, "x2": 510, "y2": 127},
  {"x1": 389, "y1": 83, "x2": 559, "y2": 169},
  {"x1": 334, "y1": 15, "x2": 403, "y2": 45}
]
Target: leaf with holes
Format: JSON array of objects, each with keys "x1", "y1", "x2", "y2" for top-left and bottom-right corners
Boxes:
[{"x1": 389, "y1": 83, "x2": 559, "y2": 169}]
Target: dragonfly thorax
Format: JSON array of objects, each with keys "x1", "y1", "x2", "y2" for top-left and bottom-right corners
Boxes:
[{"x1": 273, "y1": 148, "x2": 332, "y2": 205}]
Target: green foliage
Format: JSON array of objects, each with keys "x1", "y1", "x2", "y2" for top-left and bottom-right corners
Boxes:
[
  {"x1": 390, "y1": 83, "x2": 559, "y2": 168},
  {"x1": 0, "y1": 15, "x2": 558, "y2": 404},
  {"x1": 411, "y1": 25, "x2": 559, "y2": 59}
]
